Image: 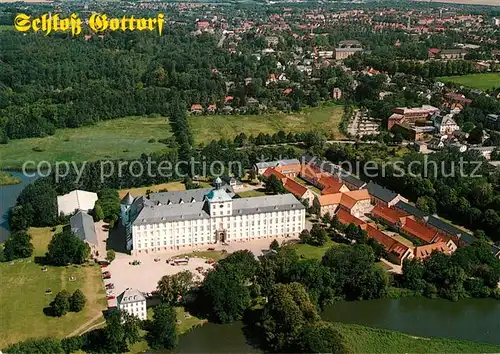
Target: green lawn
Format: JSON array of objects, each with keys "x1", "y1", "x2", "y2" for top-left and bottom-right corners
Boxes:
[
  {"x1": 189, "y1": 105, "x2": 345, "y2": 144},
  {"x1": 291, "y1": 239, "x2": 337, "y2": 260},
  {"x1": 237, "y1": 189, "x2": 267, "y2": 198},
  {"x1": 438, "y1": 73, "x2": 500, "y2": 91},
  {"x1": 0, "y1": 115, "x2": 173, "y2": 169},
  {"x1": 178, "y1": 250, "x2": 227, "y2": 261},
  {"x1": 0, "y1": 227, "x2": 107, "y2": 349},
  {"x1": 334, "y1": 322, "x2": 500, "y2": 353}
]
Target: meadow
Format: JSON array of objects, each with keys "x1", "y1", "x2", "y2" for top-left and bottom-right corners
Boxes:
[
  {"x1": 438, "y1": 73, "x2": 500, "y2": 91},
  {"x1": 335, "y1": 322, "x2": 500, "y2": 353},
  {"x1": 0, "y1": 227, "x2": 107, "y2": 349},
  {"x1": 0, "y1": 115, "x2": 173, "y2": 169},
  {"x1": 0, "y1": 106, "x2": 344, "y2": 169},
  {"x1": 188, "y1": 105, "x2": 345, "y2": 144}
]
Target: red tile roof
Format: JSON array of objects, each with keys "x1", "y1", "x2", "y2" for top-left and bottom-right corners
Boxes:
[
  {"x1": 336, "y1": 209, "x2": 364, "y2": 226},
  {"x1": 263, "y1": 167, "x2": 286, "y2": 182},
  {"x1": 283, "y1": 178, "x2": 308, "y2": 199},
  {"x1": 414, "y1": 241, "x2": 453, "y2": 260},
  {"x1": 364, "y1": 224, "x2": 411, "y2": 262},
  {"x1": 401, "y1": 217, "x2": 445, "y2": 244},
  {"x1": 191, "y1": 104, "x2": 203, "y2": 111},
  {"x1": 372, "y1": 205, "x2": 407, "y2": 225}
]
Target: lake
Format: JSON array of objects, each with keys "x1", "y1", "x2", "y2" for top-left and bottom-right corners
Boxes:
[
  {"x1": 174, "y1": 297, "x2": 500, "y2": 352},
  {"x1": 0, "y1": 171, "x2": 38, "y2": 242}
]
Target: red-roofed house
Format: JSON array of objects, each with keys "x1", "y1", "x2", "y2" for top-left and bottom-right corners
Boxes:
[
  {"x1": 414, "y1": 240, "x2": 457, "y2": 260},
  {"x1": 283, "y1": 88, "x2": 293, "y2": 95},
  {"x1": 224, "y1": 96, "x2": 233, "y2": 103},
  {"x1": 190, "y1": 104, "x2": 203, "y2": 114},
  {"x1": 207, "y1": 104, "x2": 217, "y2": 113}
]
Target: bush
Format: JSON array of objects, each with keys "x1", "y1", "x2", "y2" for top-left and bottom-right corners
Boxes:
[
  {"x1": 32, "y1": 146, "x2": 45, "y2": 152},
  {"x1": 148, "y1": 138, "x2": 156, "y2": 143},
  {"x1": 106, "y1": 249, "x2": 116, "y2": 263}
]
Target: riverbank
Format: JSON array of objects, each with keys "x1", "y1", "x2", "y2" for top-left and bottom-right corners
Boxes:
[
  {"x1": 334, "y1": 322, "x2": 500, "y2": 353},
  {"x1": 172, "y1": 316, "x2": 500, "y2": 353},
  {"x1": 0, "y1": 172, "x2": 21, "y2": 186}
]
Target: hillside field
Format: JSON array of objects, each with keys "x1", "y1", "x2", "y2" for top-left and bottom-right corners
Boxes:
[
  {"x1": 438, "y1": 73, "x2": 500, "y2": 91},
  {"x1": 188, "y1": 105, "x2": 345, "y2": 144}
]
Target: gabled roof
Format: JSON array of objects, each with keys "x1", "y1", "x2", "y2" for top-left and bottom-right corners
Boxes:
[
  {"x1": 401, "y1": 217, "x2": 447, "y2": 244},
  {"x1": 121, "y1": 192, "x2": 134, "y2": 205},
  {"x1": 425, "y1": 215, "x2": 474, "y2": 243},
  {"x1": 336, "y1": 209, "x2": 364, "y2": 226},
  {"x1": 117, "y1": 288, "x2": 146, "y2": 305},
  {"x1": 372, "y1": 204, "x2": 408, "y2": 225},
  {"x1": 364, "y1": 223, "x2": 410, "y2": 259},
  {"x1": 70, "y1": 211, "x2": 97, "y2": 245},
  {"x1": 366, "y1": 182, "x2": 399, "y2": 203},
  {"x1": 317, "y1": 193, "x2": 342, "y2": 206},
  {"x1": 414, "y1": 241, "x2": 454, "y2": 260},
  {"x1": 283, "y1": 179, "x2": 308, "y2": 199},
  {"x1": 395, "y1": 201, "x2": 428, "y2": 220}
]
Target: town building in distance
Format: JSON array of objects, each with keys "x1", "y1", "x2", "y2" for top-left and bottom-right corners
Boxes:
[{"x1": 120, "y1": 178, "x2": 305, "y2": 255}]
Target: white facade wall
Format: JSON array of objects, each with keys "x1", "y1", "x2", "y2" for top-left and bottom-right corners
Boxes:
[
  {"x1": 119, "y1": 300, "x2": 147, "y2": 321},
  {"x1": 131, "y1": 208, "x2": 305, "y2": 254}
]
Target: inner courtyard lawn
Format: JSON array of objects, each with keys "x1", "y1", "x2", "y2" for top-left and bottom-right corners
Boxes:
[{"x1": 0, "y1": 227, "x2": 107, "y2": 349}]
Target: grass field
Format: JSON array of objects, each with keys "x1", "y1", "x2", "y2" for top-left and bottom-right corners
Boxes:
[
  {"x1": 291, "y1": 239, "x2": 337, "y2": 260},
  {"x1": 0, "y1": 227, "x2": 107, "y2": 349},
  {"x1": 0, "y1": 115, "x2": 172, "y2": 169},
  {"x1": 438, "y1": 73, "x2": 500, "y2": 91},
  {"x1": 119, "y1": 181, "x2": 186, "y2": 199},
  {"x1": 237, "y1": 189, "x2": 267, "y2": 198},
  {"x1": 189, "y1": 106, "x2": 345, "y2": 144},
  {"x1": 334, "y1": 322, "x2": 500, "y2": 353}
]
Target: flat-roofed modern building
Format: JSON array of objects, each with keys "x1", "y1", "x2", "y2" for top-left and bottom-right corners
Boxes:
[{"x1": 121, "y1": 178, "x2": 305, "y2": 255}]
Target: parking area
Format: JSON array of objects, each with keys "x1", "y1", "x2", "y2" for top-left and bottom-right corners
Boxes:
[{"x1": 103, "y1": 237, "x2": 292, "y2": 307}]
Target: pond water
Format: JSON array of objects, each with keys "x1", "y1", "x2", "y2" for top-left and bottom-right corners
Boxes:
[
  {"x1": 0, "y1": 171, "x2": 38, "y2": 242},
  {"x1": 172, "y1": 297, "x2": 500, "y2": 353}
]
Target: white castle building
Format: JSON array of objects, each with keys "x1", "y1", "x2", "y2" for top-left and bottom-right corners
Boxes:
[{"x1": 120, "y1": 178, "x2": 306, "y2": 255}]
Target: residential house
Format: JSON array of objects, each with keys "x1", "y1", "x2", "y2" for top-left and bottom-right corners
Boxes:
[
  {"x1": 487, "y1": 114, "x2": 500, "y2": 131},
  {"x1": 433, "y1": 115, "x2": 460, "y2": 135},
  {"x1": 207, "y1": 104, "x2": 217, "y2": 113},
  {"x1": 69, "y1": 211, "x2": 98, "y2": 257},
  {"x1": 57, "y1": 190, "x2": 98, "y2": 216},
  {"x1": 318, "y1": 175, "x2": 350, "y2": 194},
  {"x1": 332, "y1": 88, "x2": 342, "y2": 100},
  {"x1": 117, "y1": 288, "x2": 147, "y2": 320},
  {"x1": 190, "y1": 104, "x2": 203, "y2": 114}
]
